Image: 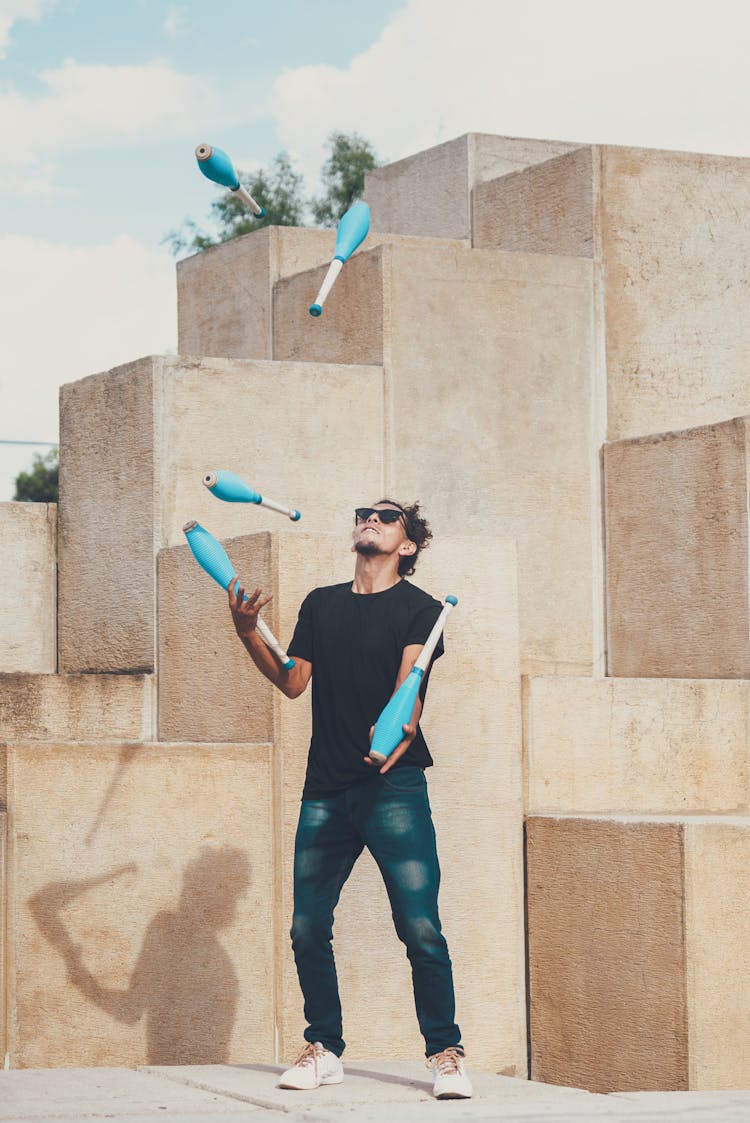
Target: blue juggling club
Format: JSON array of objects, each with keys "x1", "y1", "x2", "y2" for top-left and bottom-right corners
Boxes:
[
  {"x1": 368, "y1": 596, "x2": 458, "y2": 765},
  {"x1": 183, "y1": 520, "x2": 294, "y2": 669},
  {"x1": 309, "y1": 200, "x2": 370, "y2": 316},
  {"x1": 195, "y1": 143, "x2": 266, "y2": 218},
  {"x1": 203, "y1": 471, "x2": 301, "y2": 521}
]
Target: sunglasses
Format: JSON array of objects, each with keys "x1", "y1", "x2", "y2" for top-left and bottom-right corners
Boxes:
[{"x1": 355, "y1": 506, "x2": 406, "y2": 525}]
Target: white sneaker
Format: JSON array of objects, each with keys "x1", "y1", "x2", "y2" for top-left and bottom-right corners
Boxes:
[
  {"x1": 426, "y1": 1047, "x2": 473, "y2": 1099},
  {"x1": 278, "y1": 1041, "x2": 344, "y2": 1090}
]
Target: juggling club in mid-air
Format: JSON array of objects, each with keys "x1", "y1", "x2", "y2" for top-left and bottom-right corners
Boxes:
[
  {"x1": 203, "y1": 471, "x2": 301, "y2": 521},
  {"x1": 195, "y1": 143, "x2": 266, "y2": 218},
  {"x1": 183, "y1": 520, "x2": 295, "y2": 669},
  {"x1": 309, "y1": 200, "x2": 370, "y2": 317},
  {"x1": 368, "y1": 596, "x2": 458, "y2": 765}
]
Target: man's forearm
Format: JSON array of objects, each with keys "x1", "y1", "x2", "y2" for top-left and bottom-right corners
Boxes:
[{"x1": 238, "y1": 628, "x2": 294, "y2": 693}]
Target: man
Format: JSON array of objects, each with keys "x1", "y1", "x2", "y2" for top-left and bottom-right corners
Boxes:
[{"x1": 228, "y1": 500, "x2": 472, "y2": 1100}]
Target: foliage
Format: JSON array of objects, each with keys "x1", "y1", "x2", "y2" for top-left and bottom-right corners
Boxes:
[
  {"x1": 14, "y1": 447, "x2": 59, "y2": 503},
  {"x1": 164, "y1": 132, "x2": 381, "y2": 255},
  {"x1": 311, "y1": 131, "x2": 380, "y2": 227}
]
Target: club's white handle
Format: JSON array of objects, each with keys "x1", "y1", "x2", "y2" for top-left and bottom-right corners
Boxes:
[
  {"x1": 232, "y1": 183, "x2": 265, "y2": 217},
  {"x1": 414, "y1": 596, "x2": 458, "y2": 673},
  {"x1": 260, "y1": 496, "x2": 301, "y2": 521},
  {"x1": 254, "y1": 614, "x2": 295, "y2": 670},
  {"x1": 310, "y1": 258, "x2": 343, "y2": 315}
]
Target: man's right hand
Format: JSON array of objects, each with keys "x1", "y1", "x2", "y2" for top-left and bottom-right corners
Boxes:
[{"x1": 228, "y1": 579, "x2": 273, "y2": 642}]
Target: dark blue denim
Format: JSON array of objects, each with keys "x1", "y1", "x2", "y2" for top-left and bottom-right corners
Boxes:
[{"x1": 290, "y1": 766, "x2": 462, "y2": 1058}]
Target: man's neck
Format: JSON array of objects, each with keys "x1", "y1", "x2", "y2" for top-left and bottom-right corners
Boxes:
[{"x1": 351, "y1": 554, "x2": 402, "y2": 594}]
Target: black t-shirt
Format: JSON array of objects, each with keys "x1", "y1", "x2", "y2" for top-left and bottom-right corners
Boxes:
[{"x1": 287, "y1": 579, "x2": 444, "y2": 798}]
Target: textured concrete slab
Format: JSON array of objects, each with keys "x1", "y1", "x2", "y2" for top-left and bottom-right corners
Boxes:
[
  {"x1": 365, "y1": 133, "x2": 579, "y2": 239},
  {"x1": 0, "y1": 1066, "x2": 262, "y2": 1119},
  {"x1": 0, "y1": 503, "x2": 56, "y2": 674},
  {"x1": 274, "y1": 241, "x2": 594, "y2": 675},
  {"x1": 0, "y1": 673, "x2": 155, "y2": 743},
  {"x1": 526, "y1": 817, "x2": 688, "y2": 1093},
  {"x1": 525, "y1": 677, "x2": 750, "y2": 814},
  {"x1": 157, "y1": 533, "x2": 273, "y2": 743},
  {"x1": 6, "y1": 742, "x2": 275, "y2": 1068},
  {"x1": 604, "y1": 418, "x2": 750, "y2": 678},
  {"x1": 59, "y1": 355, "x2": 383, "y2": 673}
]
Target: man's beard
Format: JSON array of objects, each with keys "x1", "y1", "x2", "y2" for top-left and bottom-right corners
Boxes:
[{"x1": 354, "y1": 540, "x2": 383, "y2": 559}]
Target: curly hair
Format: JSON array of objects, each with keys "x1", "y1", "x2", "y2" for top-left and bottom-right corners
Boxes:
[{"x1": 376, "y1": 498, "x2": 433, "y2": 577}]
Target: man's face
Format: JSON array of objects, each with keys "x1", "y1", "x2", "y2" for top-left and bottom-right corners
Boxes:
[{"x1": 352, "y1": 502, "x2": 413, "y2": 561}]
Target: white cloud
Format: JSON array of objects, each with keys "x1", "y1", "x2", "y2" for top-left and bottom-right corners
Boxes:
[
  {"x1": 0, "y1": 0, "x2": 55, "y2": 58},
  {"x1": 0, "y1": 58, "x2": 218, "y2": 190},
  {"x1": 0, "y1": 234, "x2": 176, "y2": 452},
  {"x1": 163, "y1": 3, "x2": 186, "y2": 38},
  {"x1": 271, "y1": 0, "x2": 750, "y2": 184}
]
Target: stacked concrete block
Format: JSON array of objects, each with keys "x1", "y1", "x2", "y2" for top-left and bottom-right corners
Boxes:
[
  {"x1": 58, "y1": 356, "x2": 384, "y2": 674},
  {"x1": 364, "y1": 133, "x2": 579, "y2": 240},
  {"x1": 274, "y1": 240, "x2": 594, "y2": 675},
  {"x1": 0, "y1": 673, "x2": 154, "y2": 742},
  {"x1": 4, "y1": 741, "x2": 274, "y2": 1068},
  {"x1": 525, "y1": 676, "x2": 750, "y2": 815},
  {"x1": 603, "y1": 417, "x2": 750, "y2": 678},
  {"x1": 0, "y1": 503, "x2": 56, "y2": 674},
  {"x1": 527, "y1": 815, "x2": 750, "y2": 1092},
  {"x1": 156, "y1": 529, "x2": 525, "y2": 1075},
  {"x1": 473, "y1": 144, "x2": 750, "y2": 439}
]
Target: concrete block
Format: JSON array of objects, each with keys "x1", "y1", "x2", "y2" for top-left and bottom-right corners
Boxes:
[
  {"x1": 271, "y1": 532, "x2": 525, "y2": 1075},
  {"x1": 157, "y1": 534, "x2": 273, "y2": 743},
  {"x1": 526, "y1": 816, "x2": 689, "y2": 1092},
  {"x1": 473, "y1": 145, "x2": 750, "y2": 439},
  {"x1": 5, "y1": 742, "x2": 274, "y2": 1068},
  {"x1": 275, "y1": 241, "x2": 594, "y2": 675},
  {"x1": 604, "y1": 418, "x2": 750, "y2": 677},
  {"x1": 59, "y1": 356, "x2": 383, "y2": 673},
  {"x1": 525, "y1": 677, "x2": 750, "y2": 814},
  {"x1": 685, "y1": 821, "x2": 750, "y2": 1089},
  {"x1": 365, "y1": 133, "x2": 579, "y2": 240},
  {"x1": 527, "y1": 815, "x2": 750, "y2": 1092},
  {"x1": 0, "y1": 503, "x2": 56, "y2": 674},
  {"x1": 177, "y1": 225, "x2": 333, "y2": 361},
  {"x1": 0, "y1": 674, "x2": 155, "y2": 743},
  {"x1": 1, "y1": 811, "x2": 6, "y2": 1061}
]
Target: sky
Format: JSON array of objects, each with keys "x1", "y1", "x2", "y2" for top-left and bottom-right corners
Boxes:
[{"x1": 1, "y1": 0, "x2": 749, "y2": 498}]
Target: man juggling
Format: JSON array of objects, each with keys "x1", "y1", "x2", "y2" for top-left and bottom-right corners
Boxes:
[{"x1": 227, "y1": 500, "x2": 472, "y2": 1100}]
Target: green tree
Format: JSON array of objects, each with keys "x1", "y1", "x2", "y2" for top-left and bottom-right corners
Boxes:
[
  {"x1": 311, "y1": 131, "x2": 380, "y2": 227},
  {"x1": 14, "y1": 447, "x2": 59, "y2": 503},
  {"x1": 165, "y1": 152, "x2": 306, "y2": 256}
]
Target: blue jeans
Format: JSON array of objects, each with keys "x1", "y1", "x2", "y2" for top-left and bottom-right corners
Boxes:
[{"x1": 290, "y1": 766, "x2": 462, "y2": 1058}]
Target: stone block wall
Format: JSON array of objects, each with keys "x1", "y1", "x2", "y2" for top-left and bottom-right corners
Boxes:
[{"x1": 4, "y1": 131, "x2": 750, "y2": 1090}]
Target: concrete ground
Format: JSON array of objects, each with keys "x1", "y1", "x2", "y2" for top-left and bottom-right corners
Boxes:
[{"x1": 1, "y1": 1062, "x2": 749, "y2": 1122}]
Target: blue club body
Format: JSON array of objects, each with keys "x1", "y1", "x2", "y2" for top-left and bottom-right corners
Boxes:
[
  {"x1": 196, "y1": 145, "x2": 241, "y2": 190},
  {"x1": 369, "y1": 670, "x2": 423, "y2": 764},
  {"x1": 183, "y1": 521, "x2": 295, "y2": 668},
  {"x1": 333, "y1": 200, "x2": 370, "y2": 262},
  {"x1": 206, "y1": 471, "x2": 262, "y2": 504}
]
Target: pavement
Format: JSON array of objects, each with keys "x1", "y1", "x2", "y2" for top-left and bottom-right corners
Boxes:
[{"x1": 1, "y1": 1062, "x2": 749, "y2": 1123}]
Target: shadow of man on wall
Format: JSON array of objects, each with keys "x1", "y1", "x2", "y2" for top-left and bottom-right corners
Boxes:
[{"x1": 28, "y1": 846, "x2": 251, "y2": 1064}]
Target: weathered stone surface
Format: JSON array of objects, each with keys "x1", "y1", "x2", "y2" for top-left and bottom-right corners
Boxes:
[
  {"x1": 0, "y1": 674, "x2": 154, "y2": 744},
  {"x1": 684, "y1": 821, "x2": 750, "y2": 1089},
  {"x1": 473, "y1": 144, "x2": 750, "y2": 440},
  {"x1": 0, "y1": 811, "x2": 6, "y2": 1061},
  {"x1": 177, "y1": 226, "x2": 333, "y2": 361},
  {"x1": 271, "y1": 532, "x2": 524, "y2": 1075},
  {"x1": 525, "y1": 677, "x2": 750, "y2": 814},
  {"x1": 157, "y1": 534, "x2": 273, "y2": 743},
  {"x1": 473, "y1": 147, "x2": 594, "y2": 257},
  {"x1": 59, "y1": 356, "x2": 383, "y2": 673},
  {"x1": 604, "y1": 418, "x2": 750, "y2": 677},
  {"x1": 365, "y1": 134, "x2": 579, "y2": 240},
  {"x1": 6, "y1": 742, "x2": 274, "y2": 1068},
  {"x1": 275, "y1": 242, "x2": 594, "y2": 675},
  {"x1": 526, "y1": 816, "x2": 688, "y2": 1093},
  {"x1": 0, "y1": 503, "x2": 56, "y2": 674}
]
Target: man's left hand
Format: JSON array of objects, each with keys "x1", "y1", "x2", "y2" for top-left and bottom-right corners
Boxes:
[{"x1": 363, "y1": 722, "x2": 416, "y2": 774}]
